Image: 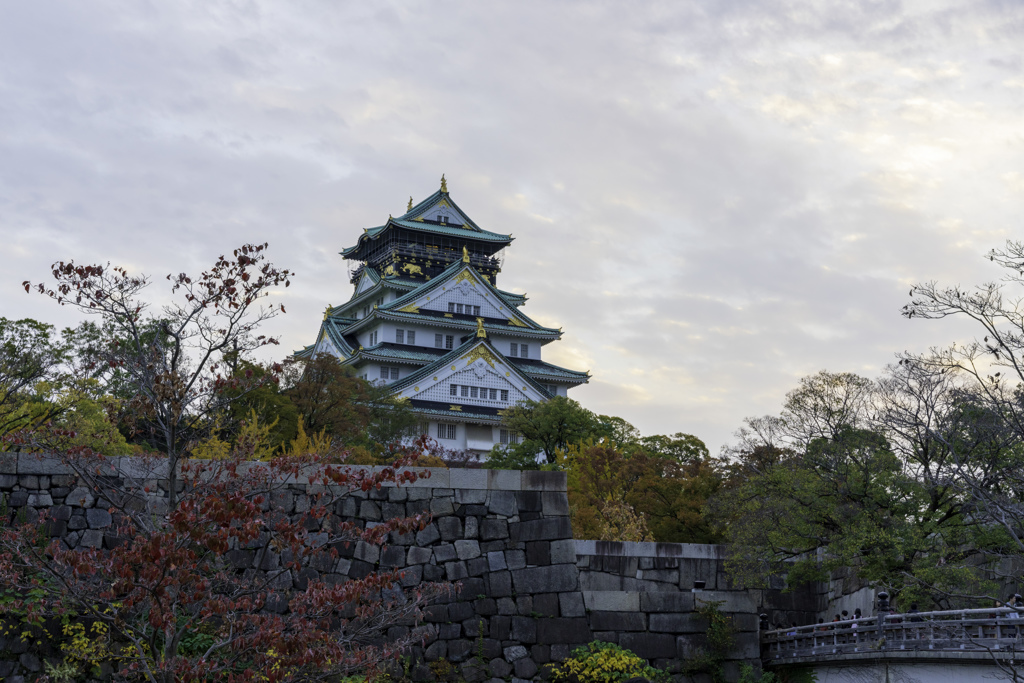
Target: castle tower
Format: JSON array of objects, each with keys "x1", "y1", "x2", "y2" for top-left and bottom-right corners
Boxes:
[{"x1": 296, "y1": 177, "x2": 590, "y2": 454}]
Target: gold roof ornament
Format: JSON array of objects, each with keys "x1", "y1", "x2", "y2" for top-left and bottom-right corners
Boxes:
[
  {"x1": 323, "y1": 304, "x2": 333, "y2": 320},
  {"x1": 476, "y1": 317, "x2": 487, "y2": 338},
  {"x1": 463, "y1": 246, "x2": 470, "y2": 263},
  {"x1": 407, "y1": 196, "x2": 414, "y2": 212},
  {"x1": 440, "y1": 174, "x2": 448, "y2": 193}
]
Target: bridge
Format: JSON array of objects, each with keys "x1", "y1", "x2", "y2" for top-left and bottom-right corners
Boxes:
[{"x1": 762, "y1": 607, "x2": 1024, "y2": 682}]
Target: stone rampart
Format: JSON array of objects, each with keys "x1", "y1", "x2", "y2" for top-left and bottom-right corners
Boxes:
[{"x1": 0, "y1": 453, "x2": 782, "y2": 682}]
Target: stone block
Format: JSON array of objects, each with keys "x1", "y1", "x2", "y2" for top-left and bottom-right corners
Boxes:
[
  {"x1": 510, "y1": 517, "x2": 572, "y2": 543},
  {"x1": 583, "y1": 591, "x2": 640, "y2": 612},
  {"x1": 27, "y1": 492, "x2": 53, "y2": 507},
  {"x1": 0, "y1": 474, "x2": 16, "y2": 488},
  {"x1": 354, "y1": 541, "x2": 380, "y2": 564},
  {"x1": 639, "y1": 569, "x2": 680, "y2": 584},
  {"x1": 431, "y1": 496, "x2": 455, "y2": 516},
  {"x1": 455, "y1": 539, "x2": 481, "y2": 560},
  {"x1": 487, "y1": 490, "x2": 518, "y2": 516},
  {"x1": 511, "y1": 616, "x2": 536, "y2": 643},
  {"x1": 86, "y1": 508, "x2": 112, "y2": 528},
  {"x1": 559, "y1": 591, "x2": 586, "y2": 617},
  {"x1": 487, "y1": 570, "x2": 512, "y2": 597},
  {"x1": 449, "y1": 601, "x2": 474, "y2": 621},
  {"x1": 521, "y1": 470, "x2": 566, "y2": 491},
  {"x1": 590, "y1": 611, "x2": 646, "y2": 631},
  {"x1": 551, "y1": 644, "x2": 570, "y2": 662},
  {"x1": 65, "y1": 487, "x2": 94, "y2": 508},
  {"x1": 358, "y1": 499, "x2": 381, "y2": 520},
  {"x1": 526, "y1": 541, "x2": 551, "y2": 566},
  {"x1": 536, "y1": 617, "x2": 592, "y2": 644},
  {"x1": 533, "y1": 593, "x2": 559, "y2": 617},
  {"x1": 733, "y1": 631, "x2": 760, "y2": 659},
  {"x1": 516, "y1": 490, "x2": 543, "y2": 512},
  {"x1": 407, "y1": 546, "x2": 433, "y2": 565},
  {"x1": 481, "y1": 518, "x2": 508, "y2": 541},
  {"x1": 505, "y1": 549, "x2": 527, "y2": 570},
  {"x1": 0, "y1": 452, "x2": 16, "y2": 474},
  {"x1": 497, "y1": 597, "x2": 516, "y2": 615},
  {"x1": 512, "y1": 565, "x2": 579, "y2": 594},
  {"x1": 620, "y1": 632, "x2": 676, "y2": 659},
  {"x1": 445, "y1": 561, "x2": 469, "y2": 581},
  {"x1": 542, "y1": 491, "x2": 570, "y2": 516},
  {"x1": 640, "y1": 592, "x2": 695, "y2": 613},
  {"x1": 450, "y1": 468, "x2": 488, "y2": 490},
  {"x1": 400, "y1": 565, "x2": 423, "y2": 586},
  {"x1": 463, "y1": 515, "x2": 479, "y2": 538},
  {"x1": 486, "y1": 469, "x2": 521, "y2": 490},
  {"x1": 649, "y1": 613, "x2": 708, "y2": 633},
  {"x1": 503, "y1": 645, "x2": 528, "y2": 661},
  {"x1": 448, "y1": 639, "x2": 473, "y2": 663},
  {"x1": 550, "y1": 539, "x2": 576, "y2": 565},
  {"x1": 467, "y1": 557, "x2": 490, "y2": 576},
  {"x1": 381, "y1": 546, "x2": 406, "y2": 567},
  {"x1": 513, "y1": 658, "x2": 538, "y2": 679},
  {"x1": 19, "y1": 475, "x2": 39, "y2": 489},
  {"x1": 454, "y1": 487, "x2": 488, "y2": 504},
  {"x1": 388, "y1": 486, "x2": 409, "y2": 502},
  {"x1": 425, "y1": 640, "x2": 446, "y2": 661},
  {"x1": 119, "y1": 457, "x2": 168, "y2": 480},
  {"x1": 487, "y1": 551, "x2": 507, "y2": 572},
  {"x1": 490, "y1": 614, "x2": 511, "y2": 640},
  {"x1": 695, "y1": 590, "x2": 756, "y2": 614},
  {"x1": 19, "y1": 453, "x2": 72, "y2": 475},
  {"x1": 489, "y1": 658, "x2": 513, "y2": 678},
  {"x1": 416, "y1": 524, "x2": 441, "y2": 546},
  {"x1": 438, "y1": 516, "x2": 463, "y2": 540},
  {"x1": 80, "y1": 529, "x2": 104, "y2": 548},
  {"x1": 7, "y1": 490, "x2": 28, "y2": 507}
]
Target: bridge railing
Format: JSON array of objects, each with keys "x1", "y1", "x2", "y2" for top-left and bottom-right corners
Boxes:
[{"x1": 763, "y1": 607, "x2": 1024, "y2": 661}]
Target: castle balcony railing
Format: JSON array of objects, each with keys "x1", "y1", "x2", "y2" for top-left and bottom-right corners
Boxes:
[{"x1": 763, "y1": 608, "x2": 1024, "y2": 663}]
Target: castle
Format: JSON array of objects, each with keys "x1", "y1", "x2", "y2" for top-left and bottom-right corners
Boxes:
[{"x1": 297, "y1": 176, "x2": 589, "y2": 454}]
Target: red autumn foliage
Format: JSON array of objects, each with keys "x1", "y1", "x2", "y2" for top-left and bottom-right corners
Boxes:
[{"x1": 0, "y1": 441, "x2": 451, "y2": 683}]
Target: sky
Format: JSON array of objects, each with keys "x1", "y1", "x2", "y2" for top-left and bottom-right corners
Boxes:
[{"x1": 2, "y1": 1, "x2": 1023, "y2": 453}]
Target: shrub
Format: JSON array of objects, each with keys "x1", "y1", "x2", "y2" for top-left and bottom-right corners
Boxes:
[{"x1": 550, "y1": 641, "x2": 668, "y2": 683}]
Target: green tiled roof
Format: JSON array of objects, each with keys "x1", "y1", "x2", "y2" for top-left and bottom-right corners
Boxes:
[
  {"x1": 344, "y1": 344, "x2": 446, "y2": 365},
  {"x1": 511, "y1": 359, "x2": 590, "y2": 383},
  {"x1": 381, "y1": 260, "x2": 554, "y2": 333},
  {"x1": 341, "y1": 189, "x2": 513, "y2": 258},
  {"x1": 389, "y1": 337, "x2": 555, "y2": 399}
]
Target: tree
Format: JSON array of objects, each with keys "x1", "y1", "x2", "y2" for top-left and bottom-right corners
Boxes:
[
  {"x1": 562, "y1": 438, "x2": 724, "y2": 544},
  {"x1": 285, "y1": 354, "x2": 371, "y2": 443},
  {"x1": 0, "y1": 443, "x2": 448, "y2": 683},
  {"x1": 0, "y1": 317, "x2": 71, "y2": 444},
  {"x1": 495, "y1": 396, "x2": 599, "y2": 465},
  {"x1": 711, "y1": 369, "x2": 997, "y2": 606},
  {"x1": 24, "y1": 244, "x2": 292, "y2": 505}
]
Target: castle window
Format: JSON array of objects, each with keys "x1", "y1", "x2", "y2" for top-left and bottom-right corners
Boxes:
[
  {"x1": 461, "y1": 386, "x2": 469, "y2": 398},
  {"x1": 396, "y1": 329, "x2": 405, "y2": 344},
  {"x1": 445, "y1": 335, "x2": 454, "y2": 350},
  {"x1": 473, "y1": 305, "x2": 481, "y2": 316},
  {"x1": 448, "y1": 303, "x2": 455, "y2": 313},
  {"x1": 437, "y1": 423, "x2": 457, "y2": 440},
  {"x1": 456, "y1": 304, "x2": 464, "y2": 315},
  {"x1": 470, "y1": 387, "x2": 479, "y2": 398},
  {"x1": 500, "y1": 429, "x2": 520, "y2": 445},
  {"x1": 501, "y1": 389, "x2": 509, "y2": 401},
  {"x1": 435, "y1": 333, "x2": 443, "y2": 348},
  {"x1": 407, "y1": 330, "x2": 416, "y2": 345},
  {"x1": 520, "y1": 344, "x2": 529, "y2": 359},
  {"x1": 391, "y1": 367, "x2": 399, "y2": 379},
  {"x1": 450, "y1": 384, "x2": 457, "y2": 396},
  {"x1": 489, "y1": 388, "x2": 497, "y2": 400},
  {"x1": 510, "y1": 343, "x2": 518, "y2": 357}
]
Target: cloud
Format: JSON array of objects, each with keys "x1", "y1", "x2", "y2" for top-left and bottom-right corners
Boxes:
[{"x1": 0, "y1": 0, "x2": 1022, "y2": 453}]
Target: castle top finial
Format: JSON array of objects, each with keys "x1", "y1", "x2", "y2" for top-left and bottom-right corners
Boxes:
[
  {"x1": 475, "y1": 317, "x2": 487, "y2": 338},
  {"x1": 323, "y1": 304, "x2": 333, "y2": 321},
  {"x1": 463, "y1": 246, "x2": 470, "y2": 263},
  {"x1": 407, "y1": 196, "x2": 414, "y2": 212},
  {"x1": 440, "y1": 174, "x2": 448, "y2": 193}
]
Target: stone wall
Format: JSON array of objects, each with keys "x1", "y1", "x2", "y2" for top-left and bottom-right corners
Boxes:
[{"x1": 0, "y1": 453, "x2": 782, "y2": 682}]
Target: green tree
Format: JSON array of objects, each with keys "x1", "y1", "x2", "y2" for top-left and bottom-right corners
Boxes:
[
  {"x1": 495, "y1": 395, "x2": 600, "y2": 465},
  {"x1": 0, "y1": 317, "x2": 71, "y2": 445}
]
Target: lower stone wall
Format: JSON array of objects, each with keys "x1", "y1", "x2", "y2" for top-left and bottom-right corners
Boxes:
[
  {"x1": 0, "y1": 453, "x2": 799, "y2": 682},
  {"x1": 573, "y1": 541, "x2": 824, "y2": 678}
]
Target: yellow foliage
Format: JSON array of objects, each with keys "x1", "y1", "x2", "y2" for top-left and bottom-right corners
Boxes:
[{"x1": 284, "y1": 418, "x2": 333, "y2": 457}]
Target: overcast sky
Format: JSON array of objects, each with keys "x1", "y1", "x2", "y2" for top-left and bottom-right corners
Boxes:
[{"x1": 2, "y1": 1, "x2": 1023, "y2": 453}]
